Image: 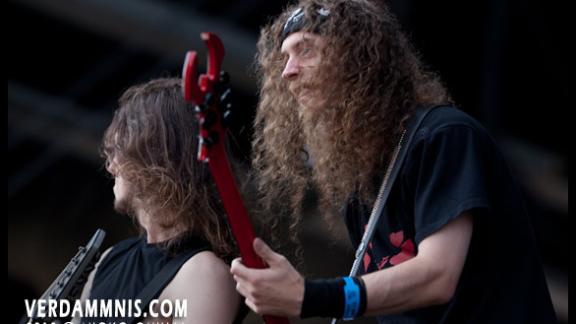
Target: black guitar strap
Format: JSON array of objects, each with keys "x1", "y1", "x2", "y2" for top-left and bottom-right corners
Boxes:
[{"x1": 121, "y1": 247, "x2": 208, "y2": 324}]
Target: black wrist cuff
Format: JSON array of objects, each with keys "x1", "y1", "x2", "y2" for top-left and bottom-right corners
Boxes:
[
  {"x1": 300, "y1": 278, "x2": 345, "y2": 318},
  {"x1": 300, "y1": 276, "x2": 367, "y2": 319}
]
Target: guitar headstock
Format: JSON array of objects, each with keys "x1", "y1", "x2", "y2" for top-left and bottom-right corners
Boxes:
[
  {"x1": 181, "y1": 33, "x2": 290, "y2": 324},
  {"x1": 182, "y1": 32, "x2": 233, "y2": 163},
  {"x1": 23, "y1": 229, "x2": 106, "y2": 323}
]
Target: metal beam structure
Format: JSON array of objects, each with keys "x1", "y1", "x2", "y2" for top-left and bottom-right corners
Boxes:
[
  {"x1": 16, "y1": 0, "x2": 259, "y2": 93},
  {"x1": 9, "y1": 82, "x2": 109, "y2": 164}
]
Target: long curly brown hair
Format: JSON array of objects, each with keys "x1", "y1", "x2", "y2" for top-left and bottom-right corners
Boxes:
[
  {"x1": 252, "y1": 0, "x2": 452, "y2": 238},
  {"x1": 102, "y1": 78, "x2": 234, "y2": 258}
]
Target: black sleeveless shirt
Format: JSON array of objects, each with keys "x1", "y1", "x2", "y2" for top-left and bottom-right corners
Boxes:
[{"x1": 85, "y1": 235, "x2": 210, "y2": 323}]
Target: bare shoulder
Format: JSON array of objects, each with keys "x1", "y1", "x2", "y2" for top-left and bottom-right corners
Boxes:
[
  {"x1": 162, "y1": 250, "x2": 236, "y2": 298},
  {"x1": 160, "y1": 251, "x2": 240, "y2": 324},
  {"x1": 178, "y1": 251, "x2": 231, "y2": 277}
]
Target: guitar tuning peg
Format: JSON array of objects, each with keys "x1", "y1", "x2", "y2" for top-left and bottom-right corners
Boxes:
[
  {"x1": 222, "y1": 109, "x2": 233, "y2": 128},
  {"x1": 214, "y1": 81, "x2": 230, "y2": 96},
  {"x1": 220, "y1": 88, "x2": 232, "y2": 105},
  {"x1": 208, "y1": 131, "x2": 220, "y2": 146},
  {"x1": 195, "y1": 104, "x2": 208, "y2": 113},
  {"x1": 204, "y1": 92, "x2": 215, "y2": 106},
  {"x1": 219, "y1": 71, "x2": 230, "y2": 85},
  {"x1": 200, "y1": 132, "x2": 220, "y2": 148},
  {"x1": 201, "y1": 111, "x2": 217, "y2": 129}
]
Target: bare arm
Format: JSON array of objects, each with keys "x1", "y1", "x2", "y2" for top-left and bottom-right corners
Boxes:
[
  {"x1": 161, "y1": 251, "x2": 241, "y2": 324},
  {"x1": 362, "y1": 213, "x2": 473, "y2": 315},
  {"x1": 231, "y1": 213, "x2": 473, "y2": 318}
]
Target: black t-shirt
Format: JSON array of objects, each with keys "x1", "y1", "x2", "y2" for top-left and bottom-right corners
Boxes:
[{"x1": 344, "y1": 106, "x2": 557, "y2": 323}]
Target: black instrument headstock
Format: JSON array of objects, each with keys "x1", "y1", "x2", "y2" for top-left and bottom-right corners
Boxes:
[{"x1": 21, "y1": 229, "x2": 106, "y2": 324}]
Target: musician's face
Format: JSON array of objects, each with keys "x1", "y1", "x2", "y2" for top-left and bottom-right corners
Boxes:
[
  {"x1": 281, "y1": 32, "x2": 326, "y2": 116},
  {"x1": 107, "y1": 158, "x2": 134, "y2": 215}
]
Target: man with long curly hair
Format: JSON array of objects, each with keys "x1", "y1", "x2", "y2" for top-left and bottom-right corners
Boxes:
[
  {"x1": 73, "y1": 78, "x2": 245, "y2": 323},
  {"x1": 231, "y1": 0, "x2": 557, "y2": 323}
]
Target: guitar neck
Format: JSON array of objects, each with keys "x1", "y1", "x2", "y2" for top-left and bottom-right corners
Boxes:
[{"x1": 208, "y1": 143, "x2": 265, "y2": 269}]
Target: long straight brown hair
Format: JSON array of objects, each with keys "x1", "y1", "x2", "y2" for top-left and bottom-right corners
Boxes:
[{"x1": 102, "y1": 78, "x2": 235, "y2": 258}]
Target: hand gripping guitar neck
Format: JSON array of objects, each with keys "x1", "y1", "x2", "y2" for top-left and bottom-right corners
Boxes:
[{"x1": 182, "y1": 32, "x2": 290, "y2": 324}]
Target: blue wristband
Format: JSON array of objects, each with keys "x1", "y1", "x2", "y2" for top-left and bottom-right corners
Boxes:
[
  {"x1": 342, "y1": 277, "x2": 360, "y2": 320},
  {"x1": 301, "y1": 277, "x2": 366, "y2": 319}
]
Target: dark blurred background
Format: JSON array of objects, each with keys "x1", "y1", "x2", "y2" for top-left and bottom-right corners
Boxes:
[{"x1": 8, "y1": 0, "x2": 568, "y2": 323}]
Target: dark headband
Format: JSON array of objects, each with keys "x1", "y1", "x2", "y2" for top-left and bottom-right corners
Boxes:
[{"x1": 281, "y1": 7, "x2": 330, "y2": 43}]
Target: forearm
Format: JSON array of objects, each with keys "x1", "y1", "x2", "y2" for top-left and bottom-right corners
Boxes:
[
  {"x1": 362, "y1": 214, "x2": 473, "y2": 316},
  {"x1": 362, "y1": 256, "x2": 451, "y2": 316}
]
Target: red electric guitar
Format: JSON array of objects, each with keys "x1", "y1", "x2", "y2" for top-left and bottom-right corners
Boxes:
[{"x1": 182, "y1": 32, "x2": 290, "y2": 324}]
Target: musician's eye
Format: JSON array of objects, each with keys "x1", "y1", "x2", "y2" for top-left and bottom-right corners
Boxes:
[{"x1": 300, "y1": 47, "x2": 313, "y2": 57}]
